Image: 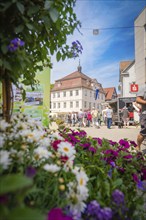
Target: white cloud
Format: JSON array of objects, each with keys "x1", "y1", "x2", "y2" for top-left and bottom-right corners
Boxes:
[{"x1": 50, "y1": 0, "x2": 145, "y2": 91}]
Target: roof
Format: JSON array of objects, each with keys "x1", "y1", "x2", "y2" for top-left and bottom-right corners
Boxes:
[
  {"x1": 120, "y1": 61, "x2": 133, "y2": 72},
  {"x1": 56, "y1": 70, "x2": 91, "y2": 82},
  {"x1": 51, "y1": 69, "x2": 105, "y2": 92},
  {"x1": 103, "y1": 87, "x2": 117, "y2": 100}
]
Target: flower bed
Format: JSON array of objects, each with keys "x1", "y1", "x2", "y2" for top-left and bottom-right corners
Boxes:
[{"x1": 0, "y1": 114, "x2": 145, "y2": 220}]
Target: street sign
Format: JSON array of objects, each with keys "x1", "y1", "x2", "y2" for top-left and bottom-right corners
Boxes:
[{"x1": 130, "y1": 84, "x2": 138, "y2": 92}]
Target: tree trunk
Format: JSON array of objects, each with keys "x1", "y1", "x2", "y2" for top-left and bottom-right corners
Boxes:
[{"x1": 2, "y1": 77, "x2": 12, "y2": 122}]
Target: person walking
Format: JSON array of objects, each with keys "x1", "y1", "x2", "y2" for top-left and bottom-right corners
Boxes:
[
  {"x1": 102, "y1": 106, "x2": 108, "y2": 125},
  {"x1": 135, "y1": 84, "x2": 146, "y2": 151},
  {"x1": 121, "y1": 106, "x2": 129, "y2": 128},
  {"x1": 106, "y1": 105, "x2": 113, "y2": 129},
  {"x1": 91, "y1": 107, "x2": 98, "y2": 127},
  {"x1": 78, "y1": 109, "x2": 83, "y2": 127}
]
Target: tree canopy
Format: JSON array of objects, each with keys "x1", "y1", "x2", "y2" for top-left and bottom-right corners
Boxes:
[{"x1": 0, "y1": 0, "x2": 82, "y2": 89}]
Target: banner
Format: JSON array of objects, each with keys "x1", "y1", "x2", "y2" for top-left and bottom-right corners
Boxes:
[
  {"x1": 95, "y1": 89, "x2": 99, "y2": 100},
  {"x1": 13, "y1": 65, "x2": 50, "y2": 126}
]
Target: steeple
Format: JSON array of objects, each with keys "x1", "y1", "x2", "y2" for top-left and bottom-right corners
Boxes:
[{"x1": 77, "y1": 59, "x2": 82, "y2": 72}]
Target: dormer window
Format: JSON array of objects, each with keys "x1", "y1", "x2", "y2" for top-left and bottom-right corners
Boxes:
[{"x1": 57, "y1": 81, "x2": 61, "y2": 87}]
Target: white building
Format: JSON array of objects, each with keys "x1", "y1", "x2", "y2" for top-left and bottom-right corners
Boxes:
[
  {"x1": 119, "y1": 7, "x2": 146, "y2": 97},
  {"x1": 134, "y1": 7, "x2": 146, "y2": 87},
  {"x1": 119, "y1": 60, "x2": 136, "y2": 98},
  {"x1": 50, "y1": 66, "x2": 106, "y2": 114}
]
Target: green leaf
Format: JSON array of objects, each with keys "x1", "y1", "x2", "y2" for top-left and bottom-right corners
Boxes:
[
  {"x1": 0, "y1": 174, "x2": 32, "y2": 195},
  {"x1": 26, "y1": 23, "x2": 34, "y2": 30},
  {"x1": 113, "y1": 178, "x2": 123, "y2": 188},
  {"x1": 49, "y1": 8, "x2": 59, "y2": 22},
  {"x1": 15, "y1": 25, "x2": 24, "y2": 33},
  {"x1": 16, "y1": 2, "x2": 25, "y2": 14},
  {"x1": 1, "y1": 44, "x2": 8, "y2": 54},
  {"x1": 56, "y1": 51, "x2": 61, "y2": 61},
  {"x1": 44, "y1": 0, "x2": 53, "y2": 10},
  {"x1": 8, "y1": 207, "x2": 44, "y2": 220}
]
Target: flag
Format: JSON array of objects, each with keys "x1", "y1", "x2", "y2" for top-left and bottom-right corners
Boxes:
[{"x1": 95, "y1": 89, "x2": 99, "y2": 100}]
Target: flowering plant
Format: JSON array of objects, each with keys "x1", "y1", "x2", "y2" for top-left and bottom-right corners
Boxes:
[{"x1": 0, "y1": 115, "x2": 145, "y2": 220}]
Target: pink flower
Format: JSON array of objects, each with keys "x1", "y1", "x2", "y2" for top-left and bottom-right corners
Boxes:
[
  {"x1": 52, "y1": 140, "x2": 62, "y2": 150},
  {"x1": 47, "y1": 208, "x2": 73, "y2": 220}
]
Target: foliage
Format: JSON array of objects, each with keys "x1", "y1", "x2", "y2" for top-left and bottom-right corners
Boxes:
[
  {"x1": 0, "y1": 114, "x2": 146, "y2": 220},
  {"x1": 0, "y1": 0, "x2": 81, "y2": 89}
]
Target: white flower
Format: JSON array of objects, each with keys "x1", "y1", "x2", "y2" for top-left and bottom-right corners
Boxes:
[
  {"x1": 49, "y1": 132, "x2": 64, "y2": 141},
  {"x1": 57, "y1": 141, "x2": 76, "y2": 158},
  {"x1": 34, "y1": 147, "x2": 52, "y2": 159},
  {"x1": 43, "y1": 164, "x2": 61, "y2": 172},
  {"x1": 75, "y1": 170, "x2": 89, "y2": 188},
  {"x1": 0, "y1": 120, "x2": 9, "y2": 131},
  {"x1": 0, "y1": 150, "x2": 12, "y2": 169},
  {"x1": 0, "y1": 135, "x2": 5, "y2": 148},
  {"x1": 38, "y1": 137, "x2": 51, "y2": 148}
]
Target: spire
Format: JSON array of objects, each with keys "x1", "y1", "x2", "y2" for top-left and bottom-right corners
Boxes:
[{"x1": 77, "y1": 59, "x2": 82, "y2": 72}]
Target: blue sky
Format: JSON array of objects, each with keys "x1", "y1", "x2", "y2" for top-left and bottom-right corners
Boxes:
[{"x1": 51, "y1": 0, "x2": 146, "y2": 91}]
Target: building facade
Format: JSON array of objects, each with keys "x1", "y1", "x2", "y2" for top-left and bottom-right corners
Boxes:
[
  {"x1": 119, "y1": 7, "x2": 146, "y2": 97},
  {"x1": 50, "y1": 66, "x2": 106, "y2": 114},
  {"x1": 119, "y1": 61, "x2": 136, "y2": 98},
  {"x1": 134, "y1": 7, "x2": 146, "y2": 87}
]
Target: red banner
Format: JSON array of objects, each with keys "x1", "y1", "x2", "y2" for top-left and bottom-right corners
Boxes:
[{"x1": 130, "y1": 84, "x2": 138, "y2": 92}]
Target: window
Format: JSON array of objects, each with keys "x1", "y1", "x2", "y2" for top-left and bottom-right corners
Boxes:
[
  {"x1": 84, "y1": 101, "x2": 87, "y2": 108},
  {"x1": 76, "y1": 90, "x2": 79, "y2": 96},
  {"x1": 85, "y1": 90, "x2": 87, "y2": 96},
  {"x1": 93, "y1": 103, "x2": 95, "y2": 108},
  {"x1": 53, "y1": 103, "x2": 56, "y2": 108},
  {"x1": 63, "y1": 91, "x2": 66, "y2": 97},
  {"x1": 57, "y1": 92, "x2": 60, "y2": 98},
  {"x1": 76, "y1": 101, "x2": 79, "y2": 108},
  {"x1": 70, "y1": 91, "x2": 73, "y2": 96},
  {"x1": 89, "y1": 102, "x2": 91, "y2": 109},
  {"x1": 90, "y1": 91, "x2": 92, "y2": 97},
  {"x1": 53, "y1": 93, "x2": 55, "y2": 98},
  {"x1": 58, "y1": 103, "x2": 60, "y2": 108},
  {"x1": 70, "y1": 102, "x2": 73, "y2": 108},
  {"x1": 64, "y1": 102, "x2": 66, "y2": 108}
]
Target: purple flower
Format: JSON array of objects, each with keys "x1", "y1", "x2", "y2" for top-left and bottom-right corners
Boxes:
[
  {"x1": 132, "y1": 173, "x2": 139, "y2": 183},
  {"x1": 112, "y1": 189, "x2": 125, "y2": 205},
  {"x1": 123, "y1": 154, "x2": 133, "y2": 160},
  {"x1": 130, "y1": 140, "x2": 137, "y2": 148},
  {"x1": 71, "y1": 40, "x2": 83, "y2": 58},
  {"x1": 110, "y1": 161, "x2": 116, "y2": 167},
  {"x1": 8, "y1": 38, "x2": 25, "y2": 52},
  {"x1": 86, "y1": 200, "x2": 100, "y2": 216},
  {"x1": 102, "y1": 207, "x2": 113, "y2": 220},
  {"x1": 89, "y1": 146, "x2": 97, "y2": 153},
  {"x1": 141, "y1": 167, "x2": 146, "y2": 181},
  {"x1": 119, "y1": 139, "x2": 130, "y2": 149},
  {"x1": 25, "y1": 166, "x2": 36, "y2": 178},
  {"x1": 97, "y1": 138, "x2": 102, "y2": 146},
  {"x1": 108, "y1": 168, "x2": 112, "y2": 178},
  {"x1": 47, "y1": 208, "x2": 73, "y2": 220},
  {"x1": 137, "y1": 180, "x2": 146, "y2": 191},
  {"x1": 109, "y1": 140, "x2": 117, "y2": 146}
]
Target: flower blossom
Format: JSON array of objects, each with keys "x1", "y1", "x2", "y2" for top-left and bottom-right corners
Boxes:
[{"x1": 8, "y1": 38, "x2": 25, "y2": 52}]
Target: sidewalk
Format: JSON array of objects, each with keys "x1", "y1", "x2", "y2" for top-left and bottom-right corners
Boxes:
[{"x1": 49, "y1": 122, "x2": 146, "y2": 152}]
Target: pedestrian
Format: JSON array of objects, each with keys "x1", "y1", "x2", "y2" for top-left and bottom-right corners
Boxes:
[
  {"x1": 135, "y1": 84, "x2": 146, "y2": 151},
  {"x1": 78, "y1": 109, "x2": 83, "y2": 127},
  {"x1": 91, "y1": 107, "x2": 98, "y2": 127},
  {"x1": 121, "y1": 106, "x2": 129, "y2": 128},
  {"x1": 87, "y1": 110, "x2": 92, "y2": 127},
  {"x1": 102, "y1": 106, "x2": 108, "y2": 125},
  {"x1": 105, "y1": 105, "x2": 113, "y2": 129}
]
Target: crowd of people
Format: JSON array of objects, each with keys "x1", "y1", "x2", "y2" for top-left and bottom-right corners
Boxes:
[{"x1": 66, "y1": 106, "x2": 114, "y2": 129}]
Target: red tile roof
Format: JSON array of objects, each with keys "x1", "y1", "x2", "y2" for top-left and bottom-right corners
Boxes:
[
  {"x1": 103, "y1": 87, "x2": 117, "y2": 100},
  {"x1": 51, "y1": 70, "x2": 105, "y2": 92}
]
